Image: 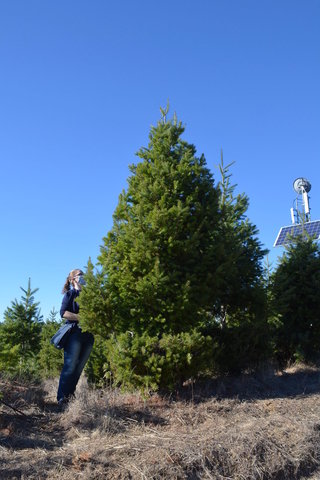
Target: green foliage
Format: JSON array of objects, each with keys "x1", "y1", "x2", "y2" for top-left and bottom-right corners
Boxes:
[
  {"x1": 199, "y1": 155, "x2": 270, "y2": 373},
  {"x1": 0, "y1": 279, "x2": 43, "y2": 375},
  {"x1": 158, "y1": 330, "x2": 214, "y2": 388},
  {"x1": 209, "y1": 306, "x2": 271, "y2": 374},
  {"x1": 79, "y1": 109, "x2": 269, "y2": 390},
  {"x1": 85, "y1": 334, "x2": 109, "y2": 386},
  {"x1": 78, "y1": 258, "x2": 112, "y2": 337},
  {"x1": 104, "y1": 330, "x2": 214, "y2": 393},
  {"x1": 38, "y1": 308, "x2": 64, "y2": 378},
  {"x1": 94, "y1": 110, "x2": 221, "y2": 337},
  {"x1": 271, "y1": 237, "x2": 320, "y2": 365},
  {"x1": 213, "y1": 153, "x2": 268, "y2": 317}
]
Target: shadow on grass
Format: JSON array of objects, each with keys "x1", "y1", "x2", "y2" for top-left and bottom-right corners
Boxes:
[
  {"x1": 0, "y1": 410, "x2": 65, "y2": 450},
  {"x1": 177, "y1": 366, "x2": 320, "y2": 403},
  {"x1": 108, "y1": 403, "x2": 168, "y2": 427}
]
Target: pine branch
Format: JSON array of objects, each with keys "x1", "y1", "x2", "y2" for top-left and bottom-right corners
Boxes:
[{"x1": 0, "y1": 398, "x2": 28, "y2": 417}]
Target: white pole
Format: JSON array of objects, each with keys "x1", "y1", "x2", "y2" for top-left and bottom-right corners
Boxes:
[{"x1": 302, "y1": 189, "x2": 310, "y2": 216}]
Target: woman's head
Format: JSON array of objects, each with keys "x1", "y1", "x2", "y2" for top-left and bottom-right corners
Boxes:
[{"x1": 62, "y1": 269, "x2": 84, "y2": 293}]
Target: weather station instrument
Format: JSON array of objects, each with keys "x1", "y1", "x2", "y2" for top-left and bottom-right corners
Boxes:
[{"x1": 274, "y1": 178, "x2": 320, "y2": 247}]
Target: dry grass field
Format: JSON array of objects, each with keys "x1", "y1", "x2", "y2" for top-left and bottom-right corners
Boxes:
[{"x1": 2, "y1": 365, "x2": 320, "y2": 479}]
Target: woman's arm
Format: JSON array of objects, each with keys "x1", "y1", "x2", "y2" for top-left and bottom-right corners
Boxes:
[{"x1": 63, "y1": 311, "x2": 79, "y2": 322}]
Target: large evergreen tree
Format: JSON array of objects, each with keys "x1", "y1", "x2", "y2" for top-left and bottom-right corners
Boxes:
[{"x1": 80, "y1": 109, "x2": 268, "y2": 389}]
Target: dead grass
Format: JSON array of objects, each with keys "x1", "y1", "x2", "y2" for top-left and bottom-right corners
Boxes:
[{"x1": 1, "y1": 365, "x2": 320, "y2": 479}]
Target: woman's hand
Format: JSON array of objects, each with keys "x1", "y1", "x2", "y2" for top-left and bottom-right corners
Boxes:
[{"x1": 63, "y1": 311, "x2": 79, "y2": 322}]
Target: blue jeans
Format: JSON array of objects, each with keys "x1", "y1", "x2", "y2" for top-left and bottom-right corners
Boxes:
[{"x1": 57, "y1": 326, "x2": 94, "y2": 402}]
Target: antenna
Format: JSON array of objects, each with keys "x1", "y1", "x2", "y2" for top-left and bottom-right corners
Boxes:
[
  {"x1": 292, "y1": 177, "x2": 311, "y2": 223},
  {"x1": 274, "y1": 177, "x2": 320, "y2": 247}
]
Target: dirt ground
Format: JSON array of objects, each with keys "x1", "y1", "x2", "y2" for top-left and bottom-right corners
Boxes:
[{"x1": 2, "y1": 365, "x2": 320, "y2": 479}]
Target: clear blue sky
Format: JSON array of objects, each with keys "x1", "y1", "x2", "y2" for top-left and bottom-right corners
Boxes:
[{"x1": 0, "y1": 0, "x2": 319, "y2": 320}]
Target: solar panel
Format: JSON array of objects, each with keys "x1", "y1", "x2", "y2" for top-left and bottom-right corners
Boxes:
[{"x1": 274, "y1": 220, "x2": 320, "y2": 247}]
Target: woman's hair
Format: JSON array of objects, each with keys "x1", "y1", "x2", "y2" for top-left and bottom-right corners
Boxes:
[{"x1": 62, "y1": 269, "x2": 84, "y2": 293}]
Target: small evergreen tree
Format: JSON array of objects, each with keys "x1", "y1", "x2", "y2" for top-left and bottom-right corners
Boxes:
[
  {"x1": 38, "y1": 308, "x2": 64, "y2": 378},
  {"x1": 271, "y1": 237, "x2": 320, "y2": 365},
  {"x1": 0, "y1": 279, "x2": 43, "y2": 375}
]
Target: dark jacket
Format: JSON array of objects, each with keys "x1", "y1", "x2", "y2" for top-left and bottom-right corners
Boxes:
[{"x1": 60, "y1": 289, "x2": 80, "y2": 318}]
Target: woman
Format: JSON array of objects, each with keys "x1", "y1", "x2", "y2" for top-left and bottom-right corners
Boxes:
[{"x1": 57, "y1": 269, "x2": 94, "y2": 406}]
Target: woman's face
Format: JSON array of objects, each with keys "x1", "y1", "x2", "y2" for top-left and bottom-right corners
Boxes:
[{"x1": 72, "y1": 271, "x2": 84, "y2": 290}]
